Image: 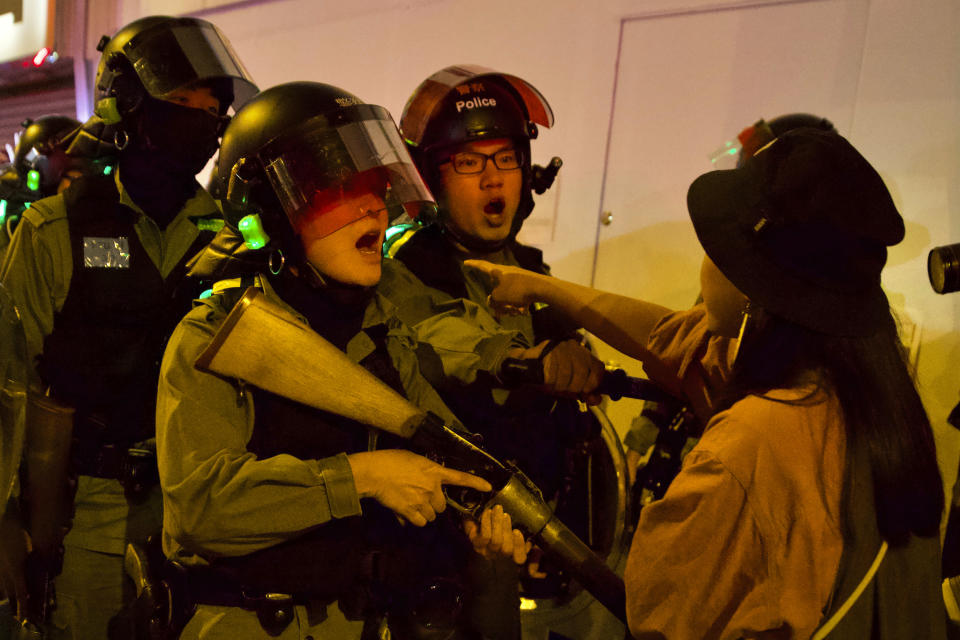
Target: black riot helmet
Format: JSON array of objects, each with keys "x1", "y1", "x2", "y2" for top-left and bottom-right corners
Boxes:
[
  {"x1": 12, "y1": 116, "x2": 111, "y2": 194},
  {"x1": 709, "y1": 112, "x2": 838, "y2": 169},
  {"x1": 13, "y1": 116, "x2": 78, "y2": 174},
  {"x1": 93, "y1": 15, "x2": 256, "y2": 124},
  {"x1": 215, "y1": 82, "x2": 436, "y2": 271},
  {"x1": 91, "y1": 16, "x2": 257, "y2": 192},
  {"x1": 399, "y1": 65, "x2": 554, "y2": 233}
]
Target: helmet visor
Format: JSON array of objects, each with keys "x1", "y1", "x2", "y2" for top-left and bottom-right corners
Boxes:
[
  {"x1": 401, "y1": 65, "x2": 554, "y2": 148},
  {"x1": 123, "y1": 20, "x2": 257, "y2": 109},
  {"x1": 708, "y1": 120, "x2": 776, "y2": 169},
  {"x1": 259, "y1": 104, "x2": 437, "y2": 237}
]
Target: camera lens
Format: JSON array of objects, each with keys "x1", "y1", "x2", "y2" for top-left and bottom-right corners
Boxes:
[{"x1": 928, "y1": 243, "x2": 960, "y2": 294}]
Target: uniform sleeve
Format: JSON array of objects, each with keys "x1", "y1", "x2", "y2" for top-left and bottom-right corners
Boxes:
[
  {"x1": 624, "y1": 448, "x2": 776, "y2": 640},
  {"x1": 384, "y1": 330, "x2": 464, "y2": 432},
  {"x1": 380, "y1": 259, "x2": 528, "y2": 387},
  {"x1": 0, "y1": 201, "x2": 71, "y2": 390},
  {"x1": 408, "y1": 297, "x2": 526, "y2": 387},
  {"x1": 156, "y1": 303, "x2": 362, "y2": 558}
]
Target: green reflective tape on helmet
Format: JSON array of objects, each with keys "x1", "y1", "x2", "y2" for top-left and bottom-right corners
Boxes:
[
  {"x1": 0, "y1": 200, "x2": 6, "y2": 225},
  {"x1": 26, "y1": 170, "x2": 40, "y2": 192},
  {"x1": 103, "y1": 164, "x2": 114, "y2": 176},
  {"x1": 198, "y1": 288, "x2": 213, "y2": 299},
  {"x1": 238, "y1": 213, "x2": 269, "y2": 250}
]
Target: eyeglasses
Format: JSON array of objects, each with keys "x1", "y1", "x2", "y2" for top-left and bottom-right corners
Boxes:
[{"x1": 443, "y1": 148, "x2": 522, "y2": 174}]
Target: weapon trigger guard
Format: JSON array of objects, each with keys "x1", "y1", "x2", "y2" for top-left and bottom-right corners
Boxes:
[{"x1": 443, "y1": 486, "x2": 486, "y2": 520}]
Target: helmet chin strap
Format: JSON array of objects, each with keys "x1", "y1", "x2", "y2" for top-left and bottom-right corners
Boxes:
[{"x1": 299, "y1": 261, "x2": 330, "y2": 288}]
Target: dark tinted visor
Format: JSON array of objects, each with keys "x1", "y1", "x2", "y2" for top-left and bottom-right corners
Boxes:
[
  {"x1": 124, "y1": 20, "x2": 257, "y2": 109},
  {"x1": 258, "y1": 104, "x2": 437, "y2": 234}
]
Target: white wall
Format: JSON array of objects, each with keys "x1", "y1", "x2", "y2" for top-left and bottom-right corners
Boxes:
[
  {"x1": 101, "y1": 0, "x2": 960, "y2": 492},
  {"x1": 849, "y1": 0, "x2": 960, "y2": 496}
]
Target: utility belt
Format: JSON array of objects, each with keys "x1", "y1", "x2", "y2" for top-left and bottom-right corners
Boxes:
[
  {"x1": 119, "y1": 550, "x2": 468, "y2": 640},
  {"x1": 179, "y1": 563, "x2": 467, "y2": 639},
  {"x1": 68, "y1": 410, "x2": 159, "y2": 502},
  {"x1": 71, "y1": 442, "x2": 159, "y2": 502},
  {"x1": 170, "y1": 562, "x2": 320, "y2": 637}
]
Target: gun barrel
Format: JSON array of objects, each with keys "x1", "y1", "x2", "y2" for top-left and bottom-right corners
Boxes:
[{"x1": 489, "y1": 475, "x2": 627, "y2": 623}]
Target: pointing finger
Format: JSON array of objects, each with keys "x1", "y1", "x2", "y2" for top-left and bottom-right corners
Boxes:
[{"x1": 436, "y1": 467, "x2": 493, "y2": 493}]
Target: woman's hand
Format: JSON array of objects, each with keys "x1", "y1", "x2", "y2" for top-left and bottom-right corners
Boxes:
[
  {"x1": 464, "y1": 504, "x2": 528, "y2": 564},
  {"x1": 464, "y1": 259, "x2": 545, "y2": 317},
  {"x1": 348, "y1": 450, "x2": 492, "y2": 527}
]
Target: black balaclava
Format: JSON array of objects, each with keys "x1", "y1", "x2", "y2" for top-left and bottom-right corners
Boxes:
[
  {"x1": 119, "y1": 96, "x2": 222, "y2": 228},
  {"x1": 269, "y1": 267, "x2": 374, "y2": 351}
]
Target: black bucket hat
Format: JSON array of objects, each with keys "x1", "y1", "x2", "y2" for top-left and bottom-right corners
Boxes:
[{"x1": 687, "y1": 128, "x2": 904, "y2": 337}]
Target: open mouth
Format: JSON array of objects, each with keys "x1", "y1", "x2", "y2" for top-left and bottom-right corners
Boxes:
[
  {"x1": 484, "y1": 198, "x2": 505, "y2": 215},
  {"x1": 356, "y1": 231, "x2": 381, "y2": 253}
]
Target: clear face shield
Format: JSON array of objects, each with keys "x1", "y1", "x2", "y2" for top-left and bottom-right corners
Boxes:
[
  {"x1": 400, "y1": 64, "x2": 554, "y2": 148},
  {"x1": 256, "y1": 105, "x2": 438, "y2": 239},
  {"x1": 708, "y1": 119, "x2": 776, "y2": 170},
  {"x1": 122, "y1": 19, "x2": 258, "y2": 110}
]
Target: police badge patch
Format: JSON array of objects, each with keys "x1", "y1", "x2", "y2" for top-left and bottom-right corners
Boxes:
[{"x1": 83, "y1": 237, "x2": 131, "y2": 268}]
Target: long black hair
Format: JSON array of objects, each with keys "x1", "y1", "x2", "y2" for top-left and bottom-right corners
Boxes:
[{"x1": 718, "y1": 307, "x2": 943, "y2": 547}]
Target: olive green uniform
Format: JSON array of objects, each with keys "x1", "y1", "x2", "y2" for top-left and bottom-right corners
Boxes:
[
  {"x1": 0, "y1": 171, "x2": 220, "y2": 639},
  {"x1": 157, "y1": 262, "x2": 522, "y2": 638}
]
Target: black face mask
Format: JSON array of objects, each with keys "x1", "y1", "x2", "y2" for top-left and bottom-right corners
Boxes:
[{"x1": 135, "y1": 96, "x2": 224, "y2": 179}]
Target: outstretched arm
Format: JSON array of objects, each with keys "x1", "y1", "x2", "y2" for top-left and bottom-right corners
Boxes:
[{"x1": 465, "y1": 260, "x2": 674, "y2": 363}]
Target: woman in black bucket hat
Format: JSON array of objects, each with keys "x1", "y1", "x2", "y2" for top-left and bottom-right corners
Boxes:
[{"x1": 467, "y1": 128, "x2": 945, "y2": 639}]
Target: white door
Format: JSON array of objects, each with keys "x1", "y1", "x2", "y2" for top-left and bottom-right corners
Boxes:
[{"x1": 591, "y1": 0, "x2": 871, "y2": 435}]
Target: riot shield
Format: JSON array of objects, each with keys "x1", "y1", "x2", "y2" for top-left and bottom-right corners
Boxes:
[{"x1": 520, "y1": 406, "x2": 630, "y2": 640}]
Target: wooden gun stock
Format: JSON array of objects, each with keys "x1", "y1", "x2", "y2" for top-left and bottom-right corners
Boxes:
[{"x1": 195, "y1": 287, "x2": 424, "y2": 439}]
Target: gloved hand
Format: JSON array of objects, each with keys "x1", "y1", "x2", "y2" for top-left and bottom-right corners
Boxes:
[{"x1": 510, "y1": 338, "x2": 605, "y2": 405}]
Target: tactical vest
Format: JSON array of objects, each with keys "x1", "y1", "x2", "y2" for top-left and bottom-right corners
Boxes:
[
  {"x1": 38, "y1": 175, "x2": 215, "y2": 451},
  {"x1": 207, "y1": 289, "x2": 471, "y2": 611},
  {"x1": 391, "y1": 224, "x2": 594, "y2": 499}
]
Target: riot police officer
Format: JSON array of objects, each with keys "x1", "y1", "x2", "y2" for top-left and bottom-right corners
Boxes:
[
  {"x1": 388, "y1": 65, "x2": 618, "y2": 637},
  {"x1": 0, "y1": 115, "x2": 111, "y2": 261},
  {"x1": 0, "y1": 15, "x2": 255, "y2": 639},
  {"x1": 157, "y1": 81, "x2": 528, "y2": 639},
  {"x1": 389, "y1": 64, "x2": 604, "y2": 456}
]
